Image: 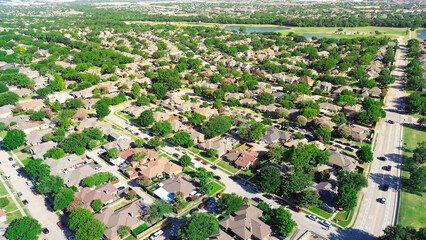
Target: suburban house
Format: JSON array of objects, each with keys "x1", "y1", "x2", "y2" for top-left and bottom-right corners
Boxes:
[
  {"x1": 83, "y1": 98, "x2": 100, "y2": 109},
  {"x1": 26, "y1": 129, "x2": 50, "y2": 146},
  {"x1": 102, "y1": 139, "x2": 133, "y2": 151},
  {"x1": 118, "y1": 147, "x2": 158, "y2": 164},
  {"x1": 220, "y1": 204, "x2": 272, "y2": 240},
  {"x1": 186, "y1": 129, "x2": 205, "y2": 144},
  {"x1": 153, "y1": 112, "x2": 170, "y2": 122},
  {"x1": 224, "y1": 150, "x2": 259, "y2": 170},
  {"x1": 261, "y1": 127, "x2": 292, "y2": 144},
  {"x1": 48, "y1": 93, "x2": 74, "y2": 104},
  {"x1": 60, "y1": 164, "x2": 97, "y2": 187},
  {"x1": 95, "y1": 202, "x2": 144, "y2": 240},
  {"x1": 199, "y1": 138, "x2": 235, "y2": 157},
  {"x1": 74, "y1": 183, "x2": 118, "y2": 211},
  {"x1": 0, "y1": 115, "x2": 29, "y2": 126},
  {"x1": 72, "y1": 109, "x2": 89, "y2": 120},
  {"x1": 0, "y1": 105, "x2": 13, "y2": 118},
  {"x1": 208, "y1": 229, "x2": 233, "y2": 240},
  {"x1": 349, "y1": 125, "x2": 367, "y2": 142},
  {"x1": 170, "y1": 119, "x2": 188, "y2": 132},
  {"x1": 44, "y1": 154, "x2": 86, "y2": 175},
  {"x1": 193, "y1": 107, "x2": 218, "y2": 118},
  {"x1": 315, "y1": 180, "x2": 337, "y2": 211},
  {"x1": 319, "y1": 103, "x2": 342, "y2": 114},
  {"x1": 327, "y1": 149, "x2": 358, "y2": 172},
  {"x1": 284, "y1": 138, "x2": 309, "y2": 148},
  {"x1": 153, "y1": 175, "x2": 199, "y2": 202},
  {"x1": 19, "y1": 99, "x2": 44, "y2": 111},
  {"x1": 125, "y1": 157, "x2": 182, "y2": 180},
  {"x1": 30, "y1": 141, "x2": 57, "y2": 159},
  {"x1": 298, "y1": 75, "x2": 314, "y2": 87},
  {"x1": 9, "y1": 121, "x2": 43, "y2": 134}
]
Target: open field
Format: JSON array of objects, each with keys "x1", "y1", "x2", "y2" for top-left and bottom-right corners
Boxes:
[
  {"x1": 125, "y1": 21, "x2": 410, "y2": 41},
  {"x1": 398, "y1": 126, "x2": 426, "y2": 229}
]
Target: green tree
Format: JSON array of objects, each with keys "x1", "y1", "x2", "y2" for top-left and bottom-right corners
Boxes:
[
  {"x1": 313, "y1": 128, "x2": 331, "y2": 144},
  {"x1": 207, "y1": 148, "x2": 217, "y2": 157},
  {"x1": 335, "y1": 95, "x2": 356, "y2": 106},
  {"x1": 70, "y1": 208, "x2": 106, "y2": 240},
  {"x1": 297, "y1": 189, "x2": 322, "y2": 208},
  {"x1": 171, "y1": 131, "x2": 194, "y2": 148},
  {"x1": 25, "y1": 158, "x2": 50, "y2": 180},
  {"x1": 338, "y1": 126, "x2": 351, "y2": 138},
  {"x1": 188, "y1": 112, "x2": 206, "y2": 126},
  {"x1": 117, "y1": 225, "x2": 131, "y2": 239},
  {"x1": 356, "y1": 145, "x2": 373, "y2": 163},
  {"x1": 357, "y1": 97, "x2": 386, "y2": 124},
  {"x1": 36, "y1": 87, "x2": 53, "y2": 97},
  {"x1": 91, "y1": 199, "x2": 103, "y2": 213},
  {"x1": 29, "y1": 111, "x2": 46, "y2": 121},
  {"x1": 51, "y1": 100, "x2": 62, "y2": 111},
  {"x1": 37, "y1": 175, "x2": 64, "y2": 194},
  {"x1": 65, "y1": 99, "x2": 84, "y2": 109},
  {"x1": 179, "y1": 155, "x2": 192, "y2": 167},
  {"x1": 54, "y1": 187, "x2": 75, "y2": 210},
  {"x1": 257, "y1": 92, "x2": 275, "y2": 105},
  {"x1": 295, "y1": 115, "x2": 307, "y2": 127},
  {"x1": 331, "y1": 112, "x2": 347, "y2": 125},
  {"x1": 201, "y1": 115, "x2": 232, "y2": 138},
  {"x1": 238, "y1": 121, "x2": 266, "y2": 142},
  {"x1": 213, "y1": 89, "x2": 225, "y2": 100},
  {"x1": 336, "y1": 185, "x2": 358, "y2": 210},
  {"x1": 69, "y1": 208, "x2": 93, "y2": 232},
  {"x1": 378, "y1": 225, "x2": 424, "y2": 240},
  {"x1": 107, "y1": 147, "x2": 119, "y2": 160},
  {"x1": 2, "y1": 129, "x2": 26, "y2": 150},
  {"x1": 258, "y1": 166, "x2": 281, "y2": 193},
  {"x1": 145, "y1": 199, "x2": 172, "y2": 223},
  {"x1": 139, "y1": 110, "x2": 155, "y2": 127},
  {"x1": 413, "y1": 142, "x2": 426, "y2": 164},
  {"x1": 134, "y1": 139, "x2": 144, "y2": 148},
  {"x1": 136, "y1": 95, "x2": 151, "y2": 106},
  {"x1": 0, "y1": 83, "x2": 8, "y2": 93},
  {"x1": 151, "y1": 121, "x2": 173, "y2": 136},
  {"x1": 0, "y1": 91, "x2": 19, "y2": 106},
  {"x1": 145, "y1": 137, "x2": 166, "y2": 150},
  {"x1": 95, "y1": 103, "x2": 110, "y2": 119},
  {"x1": 6, "y1": 216, "x2": 42, "y2": 240},
  {"x1": 337, "y1": 171, "x2": 368, "y2": 192},
  {"x1": 50, "y1": 74, "x2": 65, "y2": 91},
  {"x1": 272, "y1": 207, "x2": 297, "y2": 237},
  {"x1": 152, "y1": 82, "x2": 168, "y2": 99},
  {"x1": 131, "y1": 83, "x2": 141, "y2": 98},
  {"x1": 405, "y1": 91, "x2": 426, "y2": 114},
  {"x1": 281, "y1": 170, "x2": 313, "y2": 196},
  {"x1": 178, "y1": 212, "x2": 219, "y2": 240},
  {"x1": 408, "y1": 166, "x2": 426, "y2": 193},
  {"x1": 217, "y1": 193, "x2": 244, "y2": 214}
]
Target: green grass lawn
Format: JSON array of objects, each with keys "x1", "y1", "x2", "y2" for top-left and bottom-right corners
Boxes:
[
  {"x1": 198, "y1": 152, "x2": 217, "y2": 163},
  {"x1": 333, "y1": 210, "x2": 355, "y2": 227},
  {"x1": 0, "y1": 131, "x2": 6, "y2": 139},
  {"x1": 5, "y1": 210, "x2": 23, "y2": 224},
  {"x1": 124, "y1": 235, "x2": 137, "y2": 240},
  {"x1": 21, "y1": 158, "x2": 31, "y2": 167},
  {"x1": 189, "y1": 147, "x2": 200, "y2": 154},
  {"x1": 308, "y1": 206, "x2": 333, "y2": 219},
  {"x1": 209, "y1": 181, "x2": 224, "y2": 196},
  {"x1": 0, "y1": 182, "x2": 8, "y2": 196},
  {"x1": 217, "y1": 160, "x2": 240, "y2": 174},
  {"x1": 132, "y1": 223, "x2": 149, "y2": 235},
  {"x1": 4, "y1": 197, "x2": 18, "y2": 213},
  {"x1": 399, "y1": 126, "x2": 426, "y2": 229}
]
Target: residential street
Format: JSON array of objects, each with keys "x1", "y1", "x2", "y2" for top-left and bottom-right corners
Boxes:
[
  {"x1": 351, "y1": 37, "x2": 409, "y2": 239},
  {"x1": 0, "y1": 149, "x2": 68, "y2": 240}
]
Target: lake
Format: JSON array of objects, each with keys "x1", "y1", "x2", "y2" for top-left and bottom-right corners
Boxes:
[
  {"x1": 416, "y1": 30, "x2": 426, "y2": 40},
  {"x1": 299, "y1": 33, "x2": 340, "y2": 40},
  {"x1": 223, "y1": 26, "x2": 289, "y2": 33}
]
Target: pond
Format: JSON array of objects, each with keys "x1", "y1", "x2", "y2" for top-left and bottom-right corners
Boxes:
[
  {"x1": 299, "y1": 33, "x2": 340, "y2": 40},
  {"x1": 416, "y1": 30, "x2": 426, "y2": 40},
  {"x1": 223, "y1": 26, "x2": 289, "y2": 33}
]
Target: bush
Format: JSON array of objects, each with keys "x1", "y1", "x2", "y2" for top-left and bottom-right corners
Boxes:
[
  {"x1": 0, "y1": 197, "x2": 9, "y2": 208},
  {"x1": 81, "y1": 172, "x2": 115, "y2": 187}
]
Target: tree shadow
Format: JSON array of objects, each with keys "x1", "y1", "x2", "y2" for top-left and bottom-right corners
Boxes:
[{"x1": 327, "y1": 226, "x2": 376, "y2": 240}]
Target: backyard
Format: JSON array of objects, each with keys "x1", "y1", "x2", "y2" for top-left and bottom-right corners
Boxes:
[{"x1": 398, "y1": 126, "x2": 426, "y2": 229}]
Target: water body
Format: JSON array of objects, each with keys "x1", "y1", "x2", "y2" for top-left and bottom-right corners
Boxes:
[
  {"x1": 416, "y1": 30, "x2": 426, "y2": 40},
  {"x1": 299, "y1": 33, "x2": 340, "y2": 40},
  {"x1": 223, "y1": 26, "x2": 289, "y2": 33}
]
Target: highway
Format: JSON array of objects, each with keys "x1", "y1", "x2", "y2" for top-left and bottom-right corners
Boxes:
[{"x1": 351, "y1": 38, "x2": 409, "y2": 239}]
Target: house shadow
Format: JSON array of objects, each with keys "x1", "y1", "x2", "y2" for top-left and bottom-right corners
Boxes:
[{"x1": 369, "y1": 172, "x2": 399, "y2": 191}]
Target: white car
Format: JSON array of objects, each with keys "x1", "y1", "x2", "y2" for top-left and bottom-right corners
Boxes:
[
  {"x1": 150, "y1": 230, "x2": 164, "y2": 240},
  {"x1": 318, "y1": 220, "x2": 331, "y2": 227},
  {"x1": 306, "y1": 215, "x2": 318, "y2": 221},
  {"x1": 5, "y1": 175, "x2": 10, "y2": 180}
]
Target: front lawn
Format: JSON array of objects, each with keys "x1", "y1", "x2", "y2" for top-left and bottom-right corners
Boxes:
[
  {"x1": 5, "y1": 210, "x2": 23, "y2": 224},
  {"x1": 308, "y1": 206, "x2": 333, "y2": 219},
  {"x1": 209, "y1": 181, "x2": 224, "y2": 196},
  {"x1": 217, "y1": 160, "x2": 239, "y2": 174},
  {"x1": 399, "y1": 126, "x2": 426, "y2": 229},
  {"x1": 132, "y1": 223, "x2": 149, "y2": 235},
  {"x1": 333, "y1": 210, "x2": 355, "y2": 227}
]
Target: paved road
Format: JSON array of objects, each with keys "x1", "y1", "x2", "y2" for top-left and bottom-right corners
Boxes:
[
  {"x1": 351, "y1": 38, "x2": 408, "y2": 239},
  {"x1": 0, "y1": 150, "x2": 67, "y2": 240}
]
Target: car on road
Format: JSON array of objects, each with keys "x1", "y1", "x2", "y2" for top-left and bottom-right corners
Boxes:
[
  {"x1": 344, "y1": 147, "x2": 354, "y2": 152},
  {"x1": 387, "y1": 120, "x2": 395, "y2": 124},
  {"x1": 150, "y1": 230, "x2": 164, "y2": 240},
  {"x1": 207, "y1": 197, "x2": 215, "y2": 205},
  {"x1": 291, "y1": 206, "x2": 301, "y2": 213},
  {"x1": 17, "y1": 192, "x2": 22, "y2": 198},
  {"x1": 385, "y1": 165, "x2": 392, "y2": 171},
  {"x1": 42, "y1": 228, "x2": 49, "y2": 234},
  {"x1": 22, "y1": 200, "x2": 28, "y2": 205},
  {"x1": 318, "y1": 220, "x2": 331, "y2": 227},
  {"x1": 195, "y1": 157, "x2": 201, "y2": 161},
  {"x1": 201, "y1": 161, "x2": 208, "y2": 165},
  {"x1": 189, "y1": 208, "x2": 199, "y2": 215},
  {"x1": 12, "y1": 163, "x2": 18, "y2": 168},
  {"x1": 382, "y1": 184, "x2": 389, "y2": 191},
  {"x1": 182, "y1": 151, "x2": 188, "y2": 154},
  {"x1": 379, "y1": 197, "x2": 386, "y2": 204},
  {"x1": 306, "y1": 215, "x2": 318, "y2": 221},
  {"x1": 26, "y1": 180, "x2": 33, "y2": 186},
  {"x1": 263, "y1": 194, "x2": 273, "y2": 199},
  {"x1": 252, "y1": 197, "x2": 263, "y2": 203},
  {"x1": 213, "y1": 175, "x2": 221, "y2": 180},
  {"x1": 57, "y1": 221, "x2": 65, "y2": 229},
  {"x1": 199, "y1": 203, "x2": 207, "y2": 209},
  {"x1": 173, "y1": 153, "x2": 180, "y2": 158},
  {"x1": 5, "y1": 175, "x2": 10, "y2": 180},
  {"x1": 8, "y1": 157, "x2": 13, "y2": 161},
  {"x1": 378, "y1": 156, "x2": 386, "y2": 161}
]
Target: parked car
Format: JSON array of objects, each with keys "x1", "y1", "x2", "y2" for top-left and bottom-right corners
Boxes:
[
  {"x1": 387, "y1": 120, "x2": 395, "y2": 124},
  {"x1": 252, "y1": 197, "x2": 262, "y2": 203},
  {"x1": 318, "y1": 220, "x2": 331, "y2": 227},
  {"x1": 207, "y1": 198, "x2": 215, "y2": 205},
  {"x1": 378, "y1": 156, "x2": 386, "y2": 161},
  {"x1": 189, "y1": 208, "x2": 198, "y2": 215},
  {"x1": 182, "y1": 151, "x2": 188, "y2": 154},
  {"x1": 291, "y1": 206, "x2": 301, "y2": 213},
  {"x1": 385, "y1": 165, "x2": 392, "y2": 171},
  {"x1": 213, "y1": 175, "x2": 221, "y2": 180},
  {"x1": 43, "y1": 228, "x2": 49, "y2": 234},
  {"x1": 57, "y1": 221, "x2": 65, "y2": 229},
  {"x1": 345, "y1": 147, "x2": 354, "y2": 152},
  {"x1": 352, "y1": 145, "x2": 360, "y2": 149},
  {"x1": 198, "y1": 203, "x2": 207, "y2": 209},
  {"x1": 8, "y1": 157, "x2": 13, "y2": 161},
  {"x1": 22, "y1": 200, "x2": 28, "y2": 205},
  {"x1": 12, "y1": 163, "x2": 18, "y2": 168},
  {"x1": 26, "y1": 180, "x2": 32, "y2": 186},
  {"x1": 5, "y1": 175, "x2": 10, "y2": 180},
  {"x1": 17, "y1": 192, "x2": 22, "y2": 198},
  {"x1": 379, "y1": 197, "x2": 386, "y2": 204},
  {"x1": 150, "y1": 230, "x2": 164, "y2": 240},
  {"x1": 306, "y1": 215, "x2": 318, "y2": 221},
  {"x1": 195, "y1": 157, "x2": 201, "y2": 161},
  {"x1": 263, "y1": 194, "x2": 273, "y2": 199},
  {"x1": 173, "y1": 153, "x2": 180, "y2": 158},
  {"x1": 272, "y1": 233, "x2": 286, "y2": 240},
  {"x1": 382, "y1": 184, "x2": 389, "y2": 191},
  {"x1": 201, "y1": 161, "x2": 208, "y2": 165}
]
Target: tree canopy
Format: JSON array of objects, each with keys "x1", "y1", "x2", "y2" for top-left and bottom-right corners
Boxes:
[
  {"x1": 2, "y1": 129, "x2": 26, "y2": 150},
  {"x1": 217, "y1": 193, "x2": 244, "y2": 214},
  {"x1": 178, "y1": 212, "x2": 219, "y2": 240},
  {"x1": 6, "y1": 217, "x2": 42, "y2": 240}
]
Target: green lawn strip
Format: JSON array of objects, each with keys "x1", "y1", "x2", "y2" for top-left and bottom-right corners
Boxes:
[
  {"x1": 0, "y1": 183, "x2": 8, "y2": 196},
  {"x1": 333, "y1": 210, "x2": 355, "y2": 227},
  {"x1": 124, "y1": 235, "x2": 137, "y2": 240},
  {"x1": 0, "y1": 131, "x2": 6, "y2": 139},
  {"x1": 5, "y1": 210, "x2": 23, "y2": 224},
  {"x1": 209, "y1": 181, "x2": 224, "y2": 197},
  {"x1": 4, "y1": 198, "x2": 18, "y2": 213},
  {"x1": 132, "y1": 223, "x2": 149, "y2": 235},
  {"x1": 399, "y1": 126, "x2": 426, "y2": 229},
  {"x1": 308, "y1": 206, "x2": 333, "y2": 219},
  {"x1": 216, "y1": 160, "x2": 239, "y2": 174},
  {"x1": 21, "y1": 158, "x2": 31, "y2": 167},
  {"x1": 189, "y1": 147, "x2": 200, "y2": 154}
]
